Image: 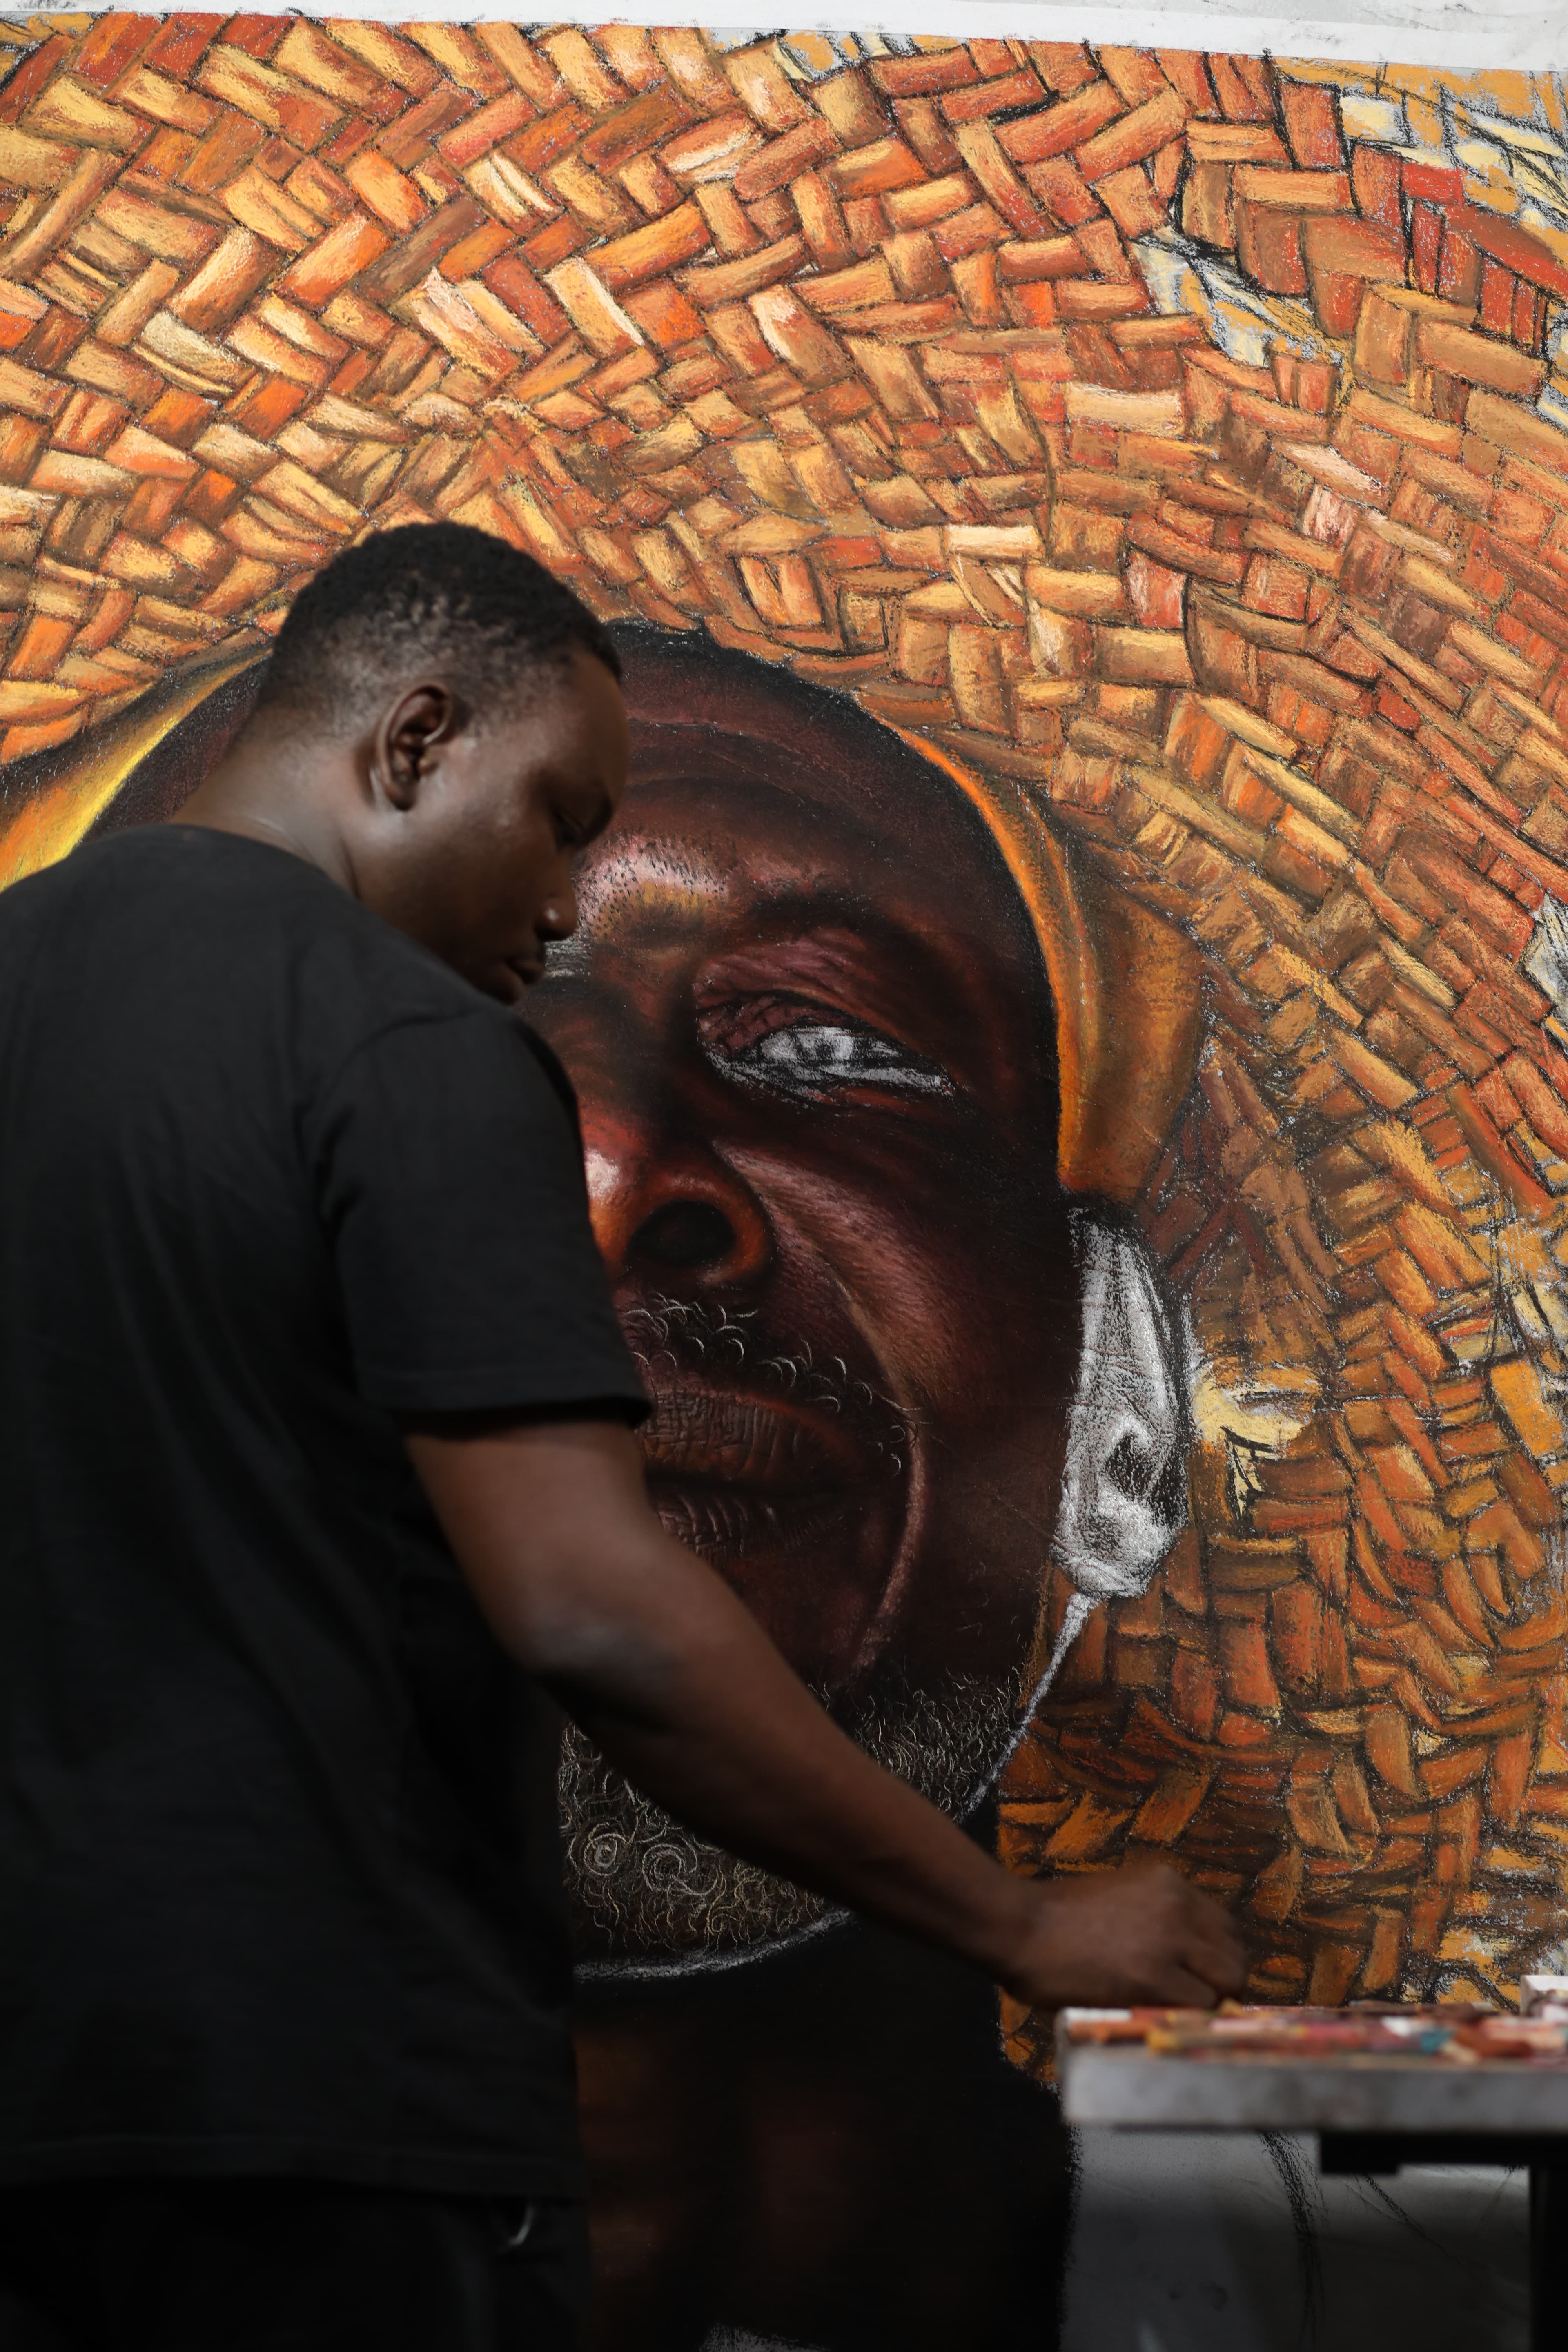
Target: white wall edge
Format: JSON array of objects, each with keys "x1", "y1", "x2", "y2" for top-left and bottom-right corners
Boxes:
[{"x1": 3, "y1": 1, "x2": 1567, "y2": 75}]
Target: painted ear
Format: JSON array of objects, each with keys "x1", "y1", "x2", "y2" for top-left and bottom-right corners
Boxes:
[
  {"x1": 1051, "y1": 1216, "x2": 1191, "y2": 1605},
  {"x1": 1033, "y1": 1218, "x2": 1190, "y2": 1704}
]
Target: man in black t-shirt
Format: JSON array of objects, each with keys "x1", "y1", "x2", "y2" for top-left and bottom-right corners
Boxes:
[{"x1": 0, "y1": 523, "x2": 1244, "y2": 2352}]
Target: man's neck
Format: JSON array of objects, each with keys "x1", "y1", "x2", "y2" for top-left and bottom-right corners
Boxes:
[{"x1": 176, "y1": 724, "x2": 356, "y2": 893}]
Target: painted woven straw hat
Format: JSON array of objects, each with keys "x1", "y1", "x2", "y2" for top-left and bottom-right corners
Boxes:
[{"x1": 3, "y1": 18, "x2": 1568, "y2": 2024}]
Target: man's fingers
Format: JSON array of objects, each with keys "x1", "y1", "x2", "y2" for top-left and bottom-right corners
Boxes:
[
  {"x1": 1010, "y1": 1862, "x2": 1250, "y2": 2011},
  {"x1": 1180, "y1": 1897, "x2": 1247, "y2": 1968},
  {"x1": 1137, "y1": 1962, "x2": 1223, "y2": 2009},
  {"x1": 1168, "y1": 1882, "x2": 1248, "y2": 1991},
  {"x1": 1142, "y1": 1921, "x2": 1244, "y2": 2005},
  {"x1": 1186, "y1": 1929, "x2": 1248, "y2": 1995}
]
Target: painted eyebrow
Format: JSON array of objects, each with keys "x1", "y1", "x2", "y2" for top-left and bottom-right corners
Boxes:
[
  {"x1": 541, "y1": 889, "x2": 1004, "y2": 1021},
  {"x1": 693, "y1": 902, "x2": 948, "y2": 989}
]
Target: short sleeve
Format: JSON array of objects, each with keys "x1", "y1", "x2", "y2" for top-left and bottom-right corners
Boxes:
[{"x1": 312, "y1": 1009, "x2": 648, "y2": 1422}]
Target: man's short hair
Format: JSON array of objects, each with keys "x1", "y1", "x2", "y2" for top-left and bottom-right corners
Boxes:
[{"x1": 255, "y1": 522, "x2": 621, "y2": 733}]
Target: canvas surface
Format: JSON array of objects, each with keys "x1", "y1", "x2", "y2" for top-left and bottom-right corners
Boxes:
[{"x1": 0, "y1": 19, "x2": 1567, "y2": 2342}]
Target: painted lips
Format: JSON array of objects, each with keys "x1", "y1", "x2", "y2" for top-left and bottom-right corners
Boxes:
[{"x1": 638, "y1": 1382, "x2": 891, "y2": 1579}]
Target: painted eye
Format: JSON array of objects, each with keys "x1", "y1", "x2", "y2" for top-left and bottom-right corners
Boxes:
[{"x1": 714, "y1": 1018, "x2": 953, "y2": 1097}]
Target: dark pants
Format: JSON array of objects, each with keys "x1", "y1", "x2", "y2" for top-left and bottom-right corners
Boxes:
[{"x1": 0, "y1": 2180, "x2": 588, "y2": 2351}]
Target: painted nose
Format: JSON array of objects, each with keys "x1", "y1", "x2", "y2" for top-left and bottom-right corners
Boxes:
[{"x1": 585, "y1": 1129, "x2": 773, "y2": 1290}]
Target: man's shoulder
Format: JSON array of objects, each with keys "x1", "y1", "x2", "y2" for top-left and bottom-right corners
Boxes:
[
  {"x1": 0, "y1": 826, "x2": 496, "y2": 1080},
  {"x1": 8, "y1": 825, "x2": 343, "y2": 940},
  {"x1": 58, "y1": 824, "x2": 372, "y2": 933},
  {"x1": 49, "y1": 825, "x2": 472, "y2": 1003}
]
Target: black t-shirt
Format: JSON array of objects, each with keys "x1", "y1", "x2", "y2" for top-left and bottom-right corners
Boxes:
[{"x1": 0, "y1": 825, "x2": 646, "y2": 2196}]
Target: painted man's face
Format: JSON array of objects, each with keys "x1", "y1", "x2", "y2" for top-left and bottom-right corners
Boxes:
[{"x1": 528, "y1": 660, "x2": 1085, "y2": 1967}]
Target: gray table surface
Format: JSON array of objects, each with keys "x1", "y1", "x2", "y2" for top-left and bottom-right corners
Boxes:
[{"x1": 1057, "y1": 2011, "x2": 1568, "y2": 2135}]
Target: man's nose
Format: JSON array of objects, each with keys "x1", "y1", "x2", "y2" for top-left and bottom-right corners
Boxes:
[{"x1": 584, "y1": 1122, "x2": 773, "y2": 1290}]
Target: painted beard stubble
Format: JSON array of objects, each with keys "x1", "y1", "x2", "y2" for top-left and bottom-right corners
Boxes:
[
  {"x1": 559, "y1": 1663, "x2": 1030, "y2": 1971},
  {"x1": 557, "y1": 1294, "x2": 1031, "y2": 1971}
]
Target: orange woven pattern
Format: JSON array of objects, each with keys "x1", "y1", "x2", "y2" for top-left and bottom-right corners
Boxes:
[
  {"x1": 1, "y1": 18, "x2": 1568, "y2": 2026},
  {"x1": 0, "y1": 24, "x2": 1559, "y2": 764}
]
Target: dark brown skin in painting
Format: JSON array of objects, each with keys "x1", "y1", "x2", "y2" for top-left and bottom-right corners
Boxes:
[
  {"x1": 519, "y1": 653, "x2": 1162, "y2": 2351},
  {"x1": 534, "y1": 737, "x2": 1082, "y2": 2351},
  {"x1": 535, "y1": 749, "x2": 1070, "y2": 1699}
]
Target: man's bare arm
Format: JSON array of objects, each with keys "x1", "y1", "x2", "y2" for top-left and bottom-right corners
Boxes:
[{"x1": 405, "y1": 1417, "x2": 1247, "y2": 2011}]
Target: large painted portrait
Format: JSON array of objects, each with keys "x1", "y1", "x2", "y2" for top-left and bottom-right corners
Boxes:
[{"x1": 4, "y1": 13, "x2": 1568, "y2": 2345}]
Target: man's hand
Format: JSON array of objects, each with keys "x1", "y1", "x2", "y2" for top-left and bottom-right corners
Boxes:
[
  {"x1": 1002, "y1": 1860, "x2": 1247, "y2": 2010},
  {"x1": 405, "y1": 1415, "x2": 1247, "y2": 2013}
]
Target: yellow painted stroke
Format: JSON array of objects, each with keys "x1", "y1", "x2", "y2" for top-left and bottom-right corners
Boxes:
[{"x1": 0, "y1": 649, "x2": 263, "y2": 891}]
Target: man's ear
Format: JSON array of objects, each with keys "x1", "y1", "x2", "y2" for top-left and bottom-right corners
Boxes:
[{"x1": 372, "y1": 681, "x2": 464, "y2": 811}]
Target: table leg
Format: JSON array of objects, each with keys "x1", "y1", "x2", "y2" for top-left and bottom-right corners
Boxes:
[{"x1": 1532, "y1": 2163, "x2": 1568, "y2": 2350}]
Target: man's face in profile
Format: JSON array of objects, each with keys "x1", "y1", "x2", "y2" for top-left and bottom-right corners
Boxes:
[{"x1": 527, "y1": 645, "x2": 1085, "y2": 1968}]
